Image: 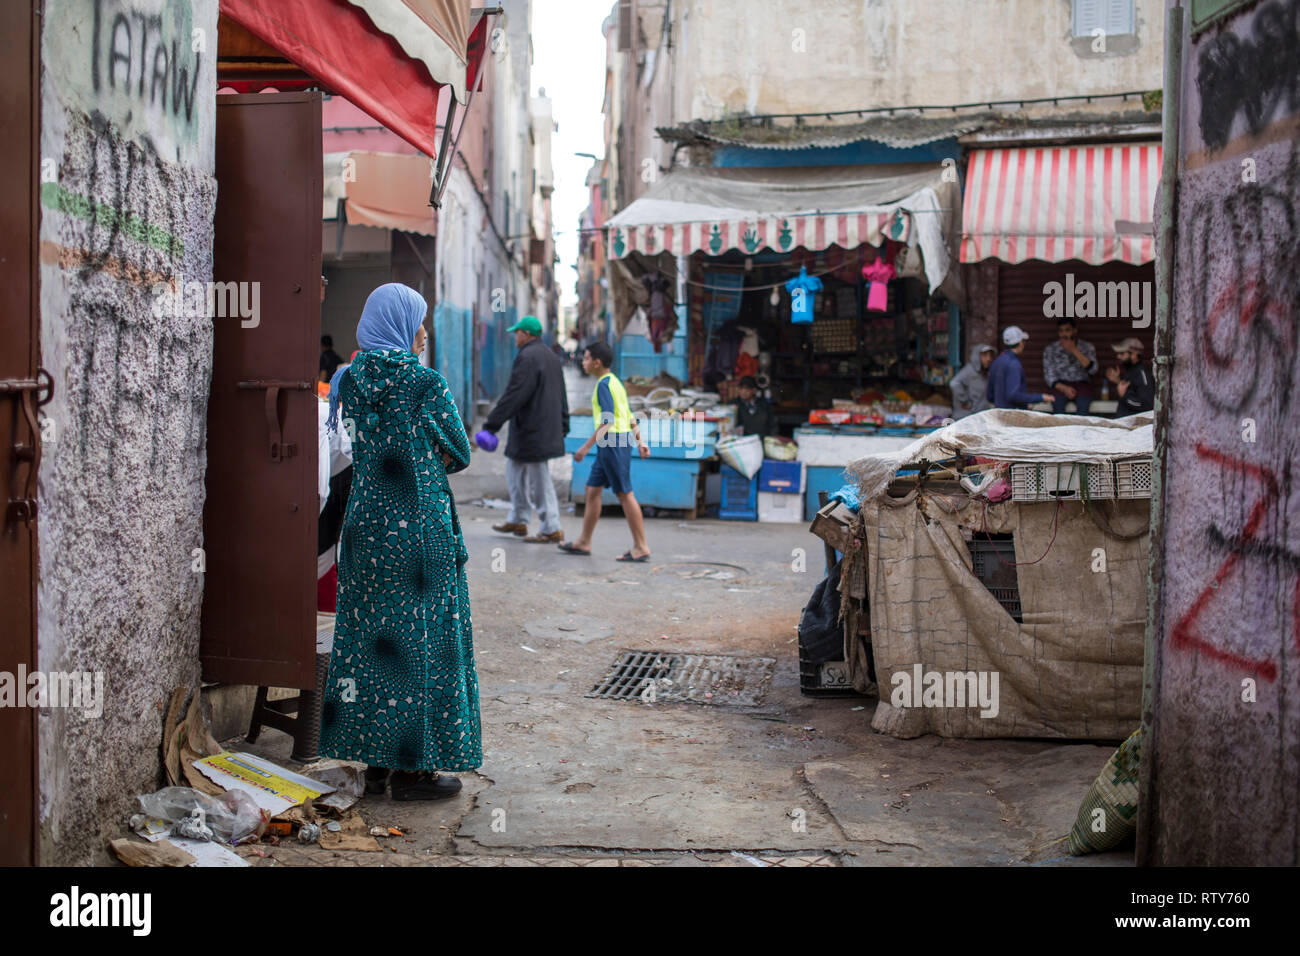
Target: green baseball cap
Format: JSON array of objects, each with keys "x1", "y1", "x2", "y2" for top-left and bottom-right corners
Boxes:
[{"x1": 507, "y1": 315, "x2": 542, "y2": 335}]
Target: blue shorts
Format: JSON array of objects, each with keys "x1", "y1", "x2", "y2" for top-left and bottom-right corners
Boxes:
[{"x1": 587, "y1": 443, "x2": 633, "y2": 494}]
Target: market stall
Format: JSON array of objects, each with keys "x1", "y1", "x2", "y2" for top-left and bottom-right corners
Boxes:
[
  {"x1": 810, "y1": 408, "x2": 1154, "y2": 738},
  {"x1": 602, "y1": 163, "x2": 965, "y2": 519}
]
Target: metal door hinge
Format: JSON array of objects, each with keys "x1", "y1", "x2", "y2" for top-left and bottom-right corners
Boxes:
[{"x1": 2, "y1": 368, "x2": 54, "y2": 526}]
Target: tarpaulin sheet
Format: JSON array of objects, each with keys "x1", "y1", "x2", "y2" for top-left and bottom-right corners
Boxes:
[
  {"x1": 851, "y1": 491, "x2": 1147, "y2": 739},
  {"x1": 221, "y1": 0, "x2": 472, "y2": 160},
  {"x1": 847, "y1": 407, "x2": 1154, "y2": 502}
]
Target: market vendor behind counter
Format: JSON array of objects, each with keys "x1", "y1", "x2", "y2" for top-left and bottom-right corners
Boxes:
[{"x1": 733, "y1": 376, "x2": 776, "y2": 439}]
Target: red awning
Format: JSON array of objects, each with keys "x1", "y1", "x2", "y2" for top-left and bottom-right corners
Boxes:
[
  {"x1": 960, "y1": 144, "x2": 1161, "y2": 266},
  {"x1": 220, "y1": 0, "x2": 479, "y2": 159},
  {"x1": 324, "y1": 152, "x2": 438, "y2": 236}
]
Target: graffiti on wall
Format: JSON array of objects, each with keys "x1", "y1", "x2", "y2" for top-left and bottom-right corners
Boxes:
[
  {"x1": 45, "y1": 0, "x2": 211, "y2": 164},
  {"x1": 1170, "y1": 142, "x2": 1300, "y2": 682},
  {"x1": 1196, "y1": 0, "x2": 1300, "y2": 152},
  {"x1": 42, "y1": 108, "x2": 215, "y2": 490}
]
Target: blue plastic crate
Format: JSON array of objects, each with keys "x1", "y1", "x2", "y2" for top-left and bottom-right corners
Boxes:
[
  {"x1": 719, "y1": 465, "x2": 758, "y2": 521},
  {"x1": 758, "y1": 459, "x2": 804, "y2": 494}
]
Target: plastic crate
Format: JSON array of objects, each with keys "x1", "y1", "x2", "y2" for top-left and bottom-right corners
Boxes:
[
  {"x1": 798, "y1": 641, "x2": 859, "y2": 697},
  {"x1": 758, "y1": 459, "x2": 805, "y2": 493},
  {"x1": 757, "y1": 490, "x2": 804, "y2": 523},
  {"x1": 719, "y1": 465, "x2": 758, "y2": 521},
  {"x1": 968, "y1": 536, "x2": 1023, "y2": 621},
  {"x1": 1115, "y1": 458, "x2": 1153, "y2": 499},
  {"x1": 1010, "y1": 461, "x2": 1115, "y2": 502}
]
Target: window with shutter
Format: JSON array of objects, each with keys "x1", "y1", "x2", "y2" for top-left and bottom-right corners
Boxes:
[{"x1": 1072, "y1": 0, "x2": 1135, "y2": 37}]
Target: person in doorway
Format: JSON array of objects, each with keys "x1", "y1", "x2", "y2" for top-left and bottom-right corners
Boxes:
[
  {"x1": 482, "y1": 315, "x2": 570, "y2": 543},
  {"x1": 949, "y1": 344, "x2": 996, "y2": 419},
  {"x1": 559, "y1": 342, "x2": 652, "y2": 561},
  {"x1": 317, "y1": 369, "x2": 354, "y2": 611},
  {"x1": 1042, "y1": 318, "x2": 1099, "y2": 414},
  {"x1": 1106, "y1": 337, "x2": 1155, "y2": 415},
  {"x1": 320, "y1": 283, "x2": 480, "y2": 801},
  {"x1": 987, "y1": 327, "x2": 1054, "y2": 410},
  {"x1": 734, "y1": 375, "x2": 777, "y2": 439},
  {"x1": 320, "y1": 333, "x2": 344, "y2": 381}
]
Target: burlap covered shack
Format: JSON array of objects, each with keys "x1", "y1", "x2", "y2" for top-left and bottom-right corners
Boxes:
[{"x1": 839, "y1": 409, "x2": 1153, "y2": 740}]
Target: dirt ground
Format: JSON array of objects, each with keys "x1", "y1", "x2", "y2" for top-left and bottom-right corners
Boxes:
[{"x1": 228, "y1": 392, "x2": 1133, "y2": 867}]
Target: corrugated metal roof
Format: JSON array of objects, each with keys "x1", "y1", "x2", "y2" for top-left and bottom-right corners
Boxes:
[{"x1": 656, "y1": 114, "x2": 989, "y2": 150}]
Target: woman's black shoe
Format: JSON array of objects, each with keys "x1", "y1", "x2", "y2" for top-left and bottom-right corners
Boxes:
[
  {"x1": 390, "y1": 771, "x2": 462, "y2": 801},
  {"x1": 364, "y1": 766, "x2": 390, "y2": 795}
]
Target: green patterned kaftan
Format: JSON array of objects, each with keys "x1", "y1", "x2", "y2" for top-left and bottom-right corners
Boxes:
[{"x1": 320, "y1": 348, "x2": 481, "y2": 772}]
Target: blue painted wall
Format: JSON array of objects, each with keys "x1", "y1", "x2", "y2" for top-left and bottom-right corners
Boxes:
[
  {"x1": 615, "y1": 305, "x2": 689, "y2": 381},
  {"x1": 433, "y1": 303, "x2": 473, "y2": 425},
  {"x1": 478, "y1": 307, "x2": 516, "y2": 405},
  {"x1": 712, "y1": 138, "x2": 961, "y2": 168}
]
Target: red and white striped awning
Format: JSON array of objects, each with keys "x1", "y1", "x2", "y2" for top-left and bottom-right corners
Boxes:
[{"x1": 960, "y1": 143, "x2": 1161, "y2": 265}]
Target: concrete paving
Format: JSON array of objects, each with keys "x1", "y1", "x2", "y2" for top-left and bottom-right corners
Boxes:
[{"x1": 228, "y1": 385, "x2": 1133, "y2": 867}]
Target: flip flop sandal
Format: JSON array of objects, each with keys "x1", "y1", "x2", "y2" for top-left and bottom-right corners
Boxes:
[
  {"x1": 558, "y1": 542, "x2": 592, "y2": 555},
  {"x1": 616, "y1": 552, "x2": 650, "y2": 562}
]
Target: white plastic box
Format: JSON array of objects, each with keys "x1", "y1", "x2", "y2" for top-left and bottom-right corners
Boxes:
[
  {"x1": 1115, "y1": 458, "x2": 1153, "y2": 499},
  {"x1": 1010, "y1": 462, "x2": 1115, "y2": 502},
  {"x1": 757, "y1": 490, "x2": 805, "y2": 523}
]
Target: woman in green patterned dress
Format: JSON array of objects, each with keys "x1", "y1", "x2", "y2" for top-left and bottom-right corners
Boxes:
[{"x1": 321, "y1": 283, "x2": 481, "y2": 801}]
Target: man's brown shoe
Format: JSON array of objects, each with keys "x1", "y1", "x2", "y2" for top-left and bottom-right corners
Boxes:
[
  {"x1": 492, "y1": 521, "x2": 528, "y2": 536},
  {"x1": 523, "y1": 530, "x2": 564, "y2": 543}
]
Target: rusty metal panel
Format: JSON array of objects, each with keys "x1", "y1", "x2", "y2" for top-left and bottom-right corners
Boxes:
[
  {"x1": 201, "y1": 93, "x2": 322, "y2": 689},
  {"x1": 0, "y1": 0, "x2": 38, "y2": 867}
]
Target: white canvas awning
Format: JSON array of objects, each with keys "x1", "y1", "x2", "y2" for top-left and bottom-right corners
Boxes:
[{"x1": 604, "y1": 163, "x2": 960, "y2": 293}]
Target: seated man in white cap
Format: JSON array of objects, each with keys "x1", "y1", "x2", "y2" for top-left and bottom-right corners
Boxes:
[{"x1": 986, "y1": 326, "x2": 1054, "y2": 410}]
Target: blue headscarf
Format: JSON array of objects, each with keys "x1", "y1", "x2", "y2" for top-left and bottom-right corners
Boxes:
[{"x1": 328, "y1": 282, "x2": 427, "y2": 431}]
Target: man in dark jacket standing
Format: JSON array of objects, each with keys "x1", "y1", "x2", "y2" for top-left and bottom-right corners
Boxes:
[{"x1": 483, "y1": 316, "x2": 570, "y2": 542}]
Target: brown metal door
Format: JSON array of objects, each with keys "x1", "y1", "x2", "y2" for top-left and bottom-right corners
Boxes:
[
  {"x1": 0, "y1": 0, "x2": 39, "y2": 866},
  {"x1": 201, "y1": 93, "x2": 322, "y2": 689}
]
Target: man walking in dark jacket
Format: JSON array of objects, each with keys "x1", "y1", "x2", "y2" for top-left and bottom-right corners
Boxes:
[
  {"x1": 1105, "y1": 337, "x2": 1156, "y2": 415},
  {"x1": 987, "y1": 326, "x2": 1054, "y2": 410},
  {"x1": 483, "y1": 316, "x2": 570, "y2": 542}
]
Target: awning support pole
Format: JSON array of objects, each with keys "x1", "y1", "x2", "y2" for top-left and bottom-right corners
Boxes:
[{"x1": 1137, "y1": 2, "x2": 1183, "y2": 868}]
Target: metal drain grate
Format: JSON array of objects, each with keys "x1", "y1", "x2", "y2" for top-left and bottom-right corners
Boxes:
[{"x1": 588, "y1": 651, "x2": 775, "y2": 706}]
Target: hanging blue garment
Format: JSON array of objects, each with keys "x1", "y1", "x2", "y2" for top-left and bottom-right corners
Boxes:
[{"x1": 784, "y1": 266, "x2": 823, "y2": 324}]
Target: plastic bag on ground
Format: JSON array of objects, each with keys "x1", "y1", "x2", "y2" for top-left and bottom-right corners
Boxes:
[{"x1": 134, "y1": 786, "x2": 264, "y2": 845}]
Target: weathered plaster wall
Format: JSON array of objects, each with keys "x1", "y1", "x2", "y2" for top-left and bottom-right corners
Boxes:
[
  {"x1": 37, "y1": 0, "x2": 217, "y2": 865},
  {"x1": 1147, "y1": 0, "x2": 1300, "y2": 865},
  {"x1": 677, "y1": 0, "x2": 1164, "y2": 119}
]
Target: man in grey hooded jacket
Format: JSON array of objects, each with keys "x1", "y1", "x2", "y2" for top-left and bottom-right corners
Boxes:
[{"x1": 949, "y1": 344, "x2": 996, "y2": 419}]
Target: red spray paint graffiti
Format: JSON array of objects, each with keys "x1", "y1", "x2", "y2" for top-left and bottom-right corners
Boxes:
[{"x1": 1170, "y1": 443, "x2": 1286, "y2": 682}]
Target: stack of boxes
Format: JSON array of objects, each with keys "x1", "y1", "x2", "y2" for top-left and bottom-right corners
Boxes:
[
  {"x1": 756, "y1": 460, "x2": 805, "y2": 522},
  {"x1": 719, "y1": 460, "x2": 807, "y2": 522}
]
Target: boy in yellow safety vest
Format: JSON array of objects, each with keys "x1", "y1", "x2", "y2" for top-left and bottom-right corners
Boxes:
[{"x1": 558, "y1": 342, "x2": 652, "y2": 561}]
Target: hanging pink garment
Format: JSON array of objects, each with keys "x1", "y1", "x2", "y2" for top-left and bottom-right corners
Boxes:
[{"x1": 862, "y1": 259, "x2": 896, "y2": 312}]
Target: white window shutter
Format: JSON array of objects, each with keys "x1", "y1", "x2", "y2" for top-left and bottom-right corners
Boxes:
[
  {"x1": 1072, "y1": 0, "x2": 1104, "y2": 37},
  {"x1": 1106, "y1": 0, "x2": 1136, "y2": 34}
]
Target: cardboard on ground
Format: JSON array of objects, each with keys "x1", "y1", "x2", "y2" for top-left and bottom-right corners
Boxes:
[{"x1": 194, "y1": 752, "x2": 336, "y2": 815}]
